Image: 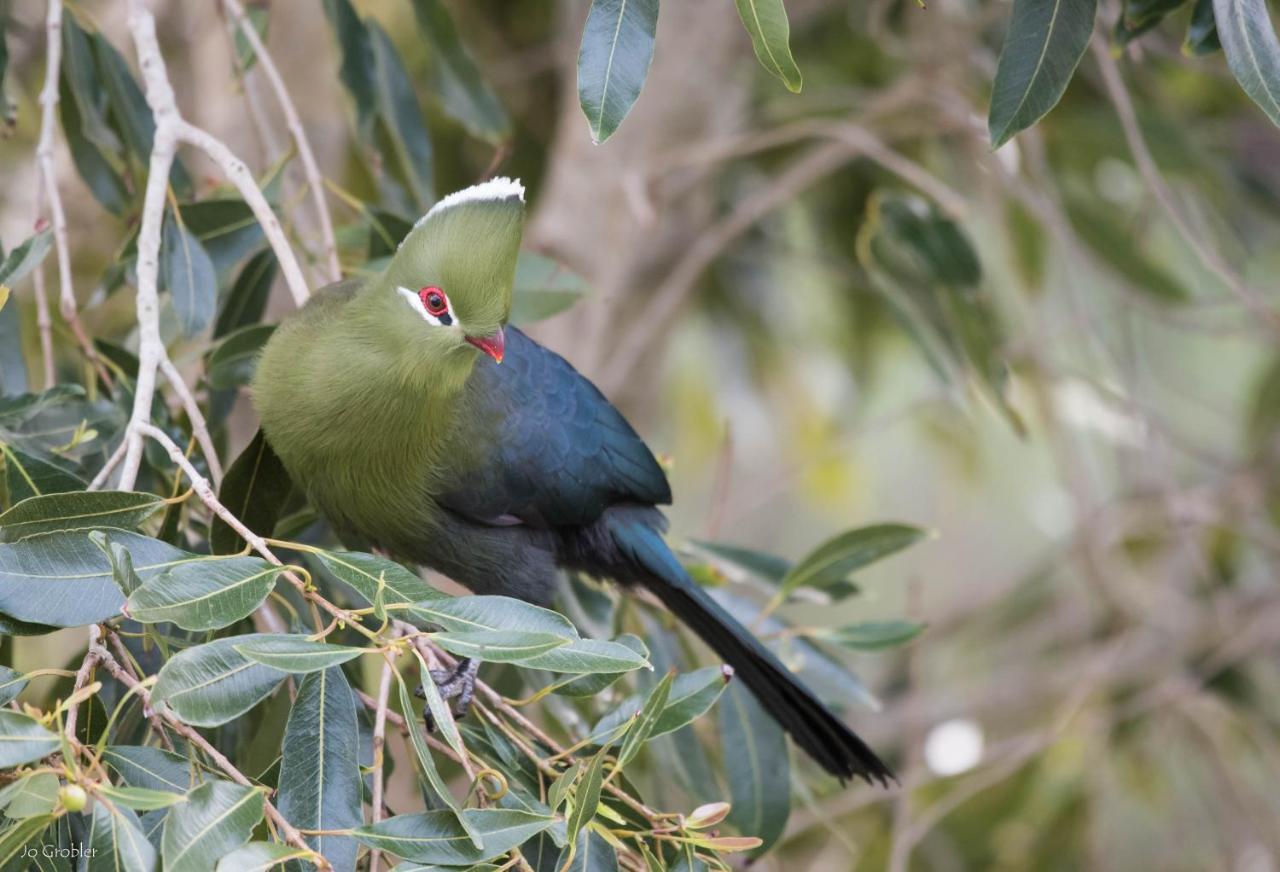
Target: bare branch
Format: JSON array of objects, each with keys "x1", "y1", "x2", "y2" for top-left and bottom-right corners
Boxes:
[
  {"x1": 369, "y1": 655, "x2": 395, "y2": 872},
  {"x1": 222, "y1": 0, "x2": 342, "y2": 283}
]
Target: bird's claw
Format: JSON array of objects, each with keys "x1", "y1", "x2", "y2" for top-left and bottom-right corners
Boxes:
[{"x1": 415, "y1": 658, "x2": 479, "y2": 732}]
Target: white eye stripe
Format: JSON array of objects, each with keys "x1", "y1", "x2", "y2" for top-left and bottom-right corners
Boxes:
[{"x1": 396, "y1": 286, "x2": 456, "y2": 327}]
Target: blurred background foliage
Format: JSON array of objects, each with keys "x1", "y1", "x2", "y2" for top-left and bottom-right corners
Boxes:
[{"x1": 1, "y1": 0, "x2": 1280, "y2": 868}]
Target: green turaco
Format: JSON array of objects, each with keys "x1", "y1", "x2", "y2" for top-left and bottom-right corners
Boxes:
[{"x1": 252, "y1": 177, "x2": 892, "y2": 784}]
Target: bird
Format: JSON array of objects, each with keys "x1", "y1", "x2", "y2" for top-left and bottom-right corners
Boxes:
[{"x1": 251, "y1": 176, "x2": 893, "y2": 785}]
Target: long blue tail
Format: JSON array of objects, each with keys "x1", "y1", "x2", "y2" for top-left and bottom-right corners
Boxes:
[{"x1": 604, "y1": 513, "x2": 894, "y2": 785}]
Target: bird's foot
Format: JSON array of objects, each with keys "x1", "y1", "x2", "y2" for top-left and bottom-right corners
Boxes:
[{"x1": 414, "y1": 658, "x2": 479, "y2": 731}]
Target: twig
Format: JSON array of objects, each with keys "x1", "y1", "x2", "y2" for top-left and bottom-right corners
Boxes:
[
  {"x1": 90, "y1": 639, "x2": 331, "y2": 871},
  {"x1": 368, "y1": 656, "x2": 395, "y2": 872},
  {"x1": 159, "y1": 357, "x2": 223, "y2": 488},
  {"x1": 116, "y1": 0, "x2": 310, "y2": 490},
  {"x1": 33, "y1": 0, "x2": 111, "y2": 389},
  {"x1": 1091, "y1": 38, "x2": 1280, "y2": 329},
  {"x1": 222, "y1": 0, "x2": 341, "y2": 283},
  {"x1": 62, "y1": 625, "x2": 101, "y2": 740},
  {"x1": 134, "y1": 422, "x2": 366, "y2": 633}
]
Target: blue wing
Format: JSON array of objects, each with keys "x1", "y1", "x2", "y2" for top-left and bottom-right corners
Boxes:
[{"x1": 437, "y1": 327, "x2": 671, "y2": 527}]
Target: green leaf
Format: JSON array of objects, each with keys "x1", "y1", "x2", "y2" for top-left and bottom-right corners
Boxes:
[
  {"x1": 0, "y1": 813, "x2": 56, "y2": 869},
  {"x1": 92, "y1": 530, "x2": 144, "y2": 596},
  {"x1": 719, "y1": 683, "x2": 789, "y2": 855},
  {"x1": 783, "y1": 524, "x2": 925, "y2": 595},
  {"x1": 510, "y1": 253, "x2": 589, "y2": 325},
  {"x1": 0, "y1": 230, "x2": 53, "y2": 288},
  {"x1": 2, "y1": 772, "x2": 58, "y2": 819},
  {"x1": 732, "y1": 0, "x2": 803, "y2": 93},
  {"x1": 323, "y1": 0, "x2": 378, "y2": 136},
  {"x1": 162, "y1": 210, "x2": 218, "y2": 337},
  {"x1": 688, "y1": 540, "x2": 791, "y2": 585},
  {"x1": 0, "y1": 666, "x2": 24, "y2": 706},
  {"x1": 614, "y1": 670, "x2": 673, "y2": 770},
  {"x1": 814, "y1": 620, "x2": 926, "y2": 650},
  {"x1": 151, "y1": 634, "x2": 289, "y2": 727},
  {"x1": 408, "y1": 595, "x2": 578, "y2": 640},
  {"x1": 577, "y1": 0, "x2": 659, "y2": 143},
  {"x1": 395, "y1": 670, "x2": 479, "y2": 848},
  {"x1": 0, "y1": 490, "x2": 165, "y2": 543},
  {"x1": 179, "y1": 198, "x2": 268, "y2": 275},
  {"x1": 103, "y1": 745, "x2": 194, "y2": 793},
  {"x1": 126, "y1": 556, "x2": 285, "y2": 631},
  {"x1": 561, "y1": 829, "x2": 619, "y2": 872},
  {"x1": 233, "y1": 636, "x2": 365, "y2": 673},
  {"x1": 161, "y1": 781, "x2": 264, "y2": 872},
  {"x1": 86, "y1": 803, "x2": 158, "y2": 872},
  {"x1": 988, "y1": 0, "x2": 1096, "y2": 146},
  {"x1": 1213, "y1": 0, "x2": 1280, "y2": 127},
  {"x1": 0, "y1": 530, "x2": 194, "y2": 627},
  {"x1": 0, "y1": 288, "x2": 27, "y2": 397},
  {"x1": 369, "y1": 22, "x2": 436, "y2": 211},
  {"x1": 431, "y1": 630, "x2": 570, "y2": 664},
  {"x1": 353, "y1": 809, "x2": 555, "y2": 866},
  {"x1": 215, "y1": 249, "x2": 278, "y2": 338},
  {"x1": 564, "y1": 749, "x2": 607, "y2": 849},
  {"x1": 1, "y1": 445, "x2": 87, "y2": 504},
  {"x1": 551, "y1": 635, "x2": 648, "y2": 697},
  {"x1": 215, "y1": 841, "x2": 311, "y2": 872},
  {"x1": 409, "y1": 649, "x2": 467, "y2": 764},
  {"x1": 312, "y1": 549, "x2": 449, "y2": 609},
  {"x1": 1185, "y1": 0, "x2": 1222, "y2": 54},
  {"x1": 518, "y1": 638, "x2": 650, "y2": 674},
  {"x1": 590, "y1": 666, "x2": 730, "y2": 745},
  {"x1": 98, "y1": 784, "x2": 186, "y2": 811},
  {"x1": 0, "y1": 710, "x2": 59, "y2": 767},
  {"x1": 211, "y1": 429, "x2": 295, "y2": 556},
  {"x1": 279, "y1": 667, "x2": 362, "y2": 871},
  {"x1": 205, "y1": 324, "x2": 275, "y2": 390},
  {"x1": 410, "y1": 0, "x2": 511, "y2": 142},
  {"x1": 92, "y1": 29, "x2": 192, "y2": 196}
]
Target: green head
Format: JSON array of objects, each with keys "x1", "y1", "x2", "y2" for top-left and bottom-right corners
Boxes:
[{"x1": 359, "y1": 177, "x2": 525, "y2": 373}]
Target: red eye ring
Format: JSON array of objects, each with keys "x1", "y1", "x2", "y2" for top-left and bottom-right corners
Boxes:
[{"x1": 419, "y1": 286, "x2": 448, "y2": 316}]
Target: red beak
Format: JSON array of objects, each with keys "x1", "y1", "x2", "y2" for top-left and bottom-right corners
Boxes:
[{"x1": 465, "y1": 327, "x2": 505, "y2": 364}]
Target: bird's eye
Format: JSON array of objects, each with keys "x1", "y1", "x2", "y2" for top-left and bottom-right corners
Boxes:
[{"x1": 419, "y1": 287, "x2": 448, "y2": 316}]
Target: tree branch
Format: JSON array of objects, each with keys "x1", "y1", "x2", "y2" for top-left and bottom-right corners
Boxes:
[{"x1": 222, "y1": 0, "x2": 342, "y2": 284}]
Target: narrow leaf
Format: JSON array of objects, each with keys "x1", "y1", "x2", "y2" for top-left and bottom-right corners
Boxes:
[
  {"x1": 126, "y1": 556, "x2": 285, "y2": 631},
  {"x1": 233, "y1": 636, "x2": 365, "y2": 673},
  {"x1": 103, "y1": 745, "x2": 194, "y2": 793},
  {"x1": 352, "y1": 809, "x2": 554, "y2": 866},
  {"x1": 410, "y1": 0, "x2": 511, "y2": 142},
  {"x1": 0, "y1": 490, "x2": 164, "y2": 543},
  {"x1": 1214, "y1": 0, "x2": 1280, "y2": 127},
  {"x1": 0, "y1": 710, "x2": 59, "y2": 767},
  {"x1": 782, "y1": 524, "x2": 925, "y2": 595},
  {"x1": 988, "y1": 0, "x2": 1097, "y2": 146},
  {"x1": 732, "y1": 0, "x2": 803, "y2": 92},
  {"x1": 151, "y1": 634, "x2": 289, "y2": 727},
  {"x1": 161, "y1": 781, "x2": 264, "y2": 872},
  {"x1": 211, "y1": 429, "x2": 294, "y2": 556},
  {"x1": 577, "y1": 0, "x2": 660, "y2": 143},
  {"x1": 279, "y1": 667, "x2": 362, "y2": 872},
  {"x1": 719, "y1": 683, "x2": 789, "y2": 855},
  {"x1": 814, "y1": 620, "x2": 926, "y2": 651}
]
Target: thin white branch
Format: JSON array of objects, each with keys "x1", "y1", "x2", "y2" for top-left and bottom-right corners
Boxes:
[
  {"x1": 159, "y1": 356, "x2": 223, "y2": 488},
  {"x1": 34, "y1": 1, "x2": 111, "y2": 387},
  {"x1": 223, "y1": 0, "x2": 341, "y2": 283},
  {"x1": 176, "y1": 121, "x2": 310, "y2": 307},
  {"x1": 369, "y1": 655, "x2": 395, "y2": 872},
  {"x1": 117, "y1": 0, "x2": 311, "y2": 489}
]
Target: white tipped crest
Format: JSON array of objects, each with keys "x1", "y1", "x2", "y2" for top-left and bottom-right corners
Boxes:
[{"x1": 414, "y1": 177, "x2": 525, "y2": 229}]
